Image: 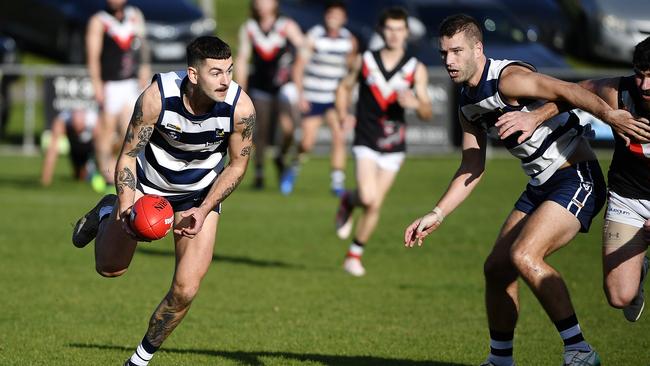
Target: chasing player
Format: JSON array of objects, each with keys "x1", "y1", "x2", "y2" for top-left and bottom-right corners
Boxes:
[{"x1": 404, "y1": 15, "x2": 650, "y2": 366}]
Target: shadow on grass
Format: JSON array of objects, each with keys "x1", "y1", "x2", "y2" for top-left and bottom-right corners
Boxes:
[
  {"x1": 68, "y1": 343, "x2": 471, "y2": 366},
  {"x1": 137, "y1": 247, "x2": 305, "y2": 270},
  {"x1": 0, "y1": 175, "x2": 43, "y2": 189}
]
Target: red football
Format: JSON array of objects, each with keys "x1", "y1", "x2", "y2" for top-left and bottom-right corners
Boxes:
[{"x1": 130, "y1": 194, "x2": 174, "y2": 240}]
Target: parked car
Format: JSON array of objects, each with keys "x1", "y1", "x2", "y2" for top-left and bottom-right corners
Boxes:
[
  {"x1": 0, "y1": 34, "x2": 19, "y2": 140},
  {"x1": 568, "y1": 0, "x2": 650, "y2": 64},
  {"x1": 280, "y1": 0, "x2": 569, "y2": 69},
  {"x1": 0, "y1": 0, "x2": 215, "y2": 63},
  {"x1": 495, "y1": 0, "x2": 570, "y2": 52}
]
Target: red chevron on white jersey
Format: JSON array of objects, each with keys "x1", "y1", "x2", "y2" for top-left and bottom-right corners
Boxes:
[
  {"x1": 361, "y1": 51, "x2": 417, "y2": 111},
  {"x1": 99, "y1": 6, "x2": 140, "y2": 51},
  {"x1": 246, "y1": 18, "x2": 289, "y2": 62}
]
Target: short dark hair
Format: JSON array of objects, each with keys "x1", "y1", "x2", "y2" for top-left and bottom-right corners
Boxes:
[
  {"x1": 186, "y1": 36, "x2": 232, "y2": 67},
  {"x1": 325, "y1": 0, "x2": 346, "y2": 12},
  {"x1": 633, "y1": 37, "x2": 650, "y2": 72},
  {"x1": 378, "y1": 6, "x2": 408, "y2": 29},
  {"x1": 439, "y1": 14, "x2": 483, "y2": 43}
]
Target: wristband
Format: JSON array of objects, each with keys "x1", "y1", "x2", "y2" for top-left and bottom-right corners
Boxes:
[{"x1": 432, "y1": 206, "x2": 444, "y2": 223}]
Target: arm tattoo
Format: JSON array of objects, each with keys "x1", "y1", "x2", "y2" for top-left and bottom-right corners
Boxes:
[
  {"x1": 146, "y1": 292, "x2": 191, "y2": 348},
  {"x1": 126, "y1": 126, "x2": 154, "y2": 157},
  {"x1": 237, "y1": 112, "x2": 255, "y2": 140},
  {"x1": 240, "y1": 145, "x2": 252, "y2": 157},
  {"x1": 130, "y1": 94, "x2": 145, "y2": 128},
  {"x1": 216, "y1": 174, "x2": 244, "y2": 203},
  {"x1": 116, "y1": 167, "x2": 135, "y2": 195}
]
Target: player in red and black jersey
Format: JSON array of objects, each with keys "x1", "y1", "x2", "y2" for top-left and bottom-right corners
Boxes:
[
  {"x1": 334, "y1": 7, "x2": 432, "y2": 277},
  {"x1": 234, "y1": 0, "x2": 304, "y2": 189},
  {"x1": 86, "y1": 0, "x2": 150, "y2": 192}
]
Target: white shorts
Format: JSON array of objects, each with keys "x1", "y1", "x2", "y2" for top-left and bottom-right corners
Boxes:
[
  {"x1": 604, "y1": 190, "x2": 650, "y2": 228},
  {"x1": 103, "y1": 78, "x2": 139, "y2": 115},
  {"x1": 352, "y1": 145, "x2": 405, "y2": 172}
]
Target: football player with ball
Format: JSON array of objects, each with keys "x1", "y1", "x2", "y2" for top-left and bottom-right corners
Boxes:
[{"x1": 71, "y1": 36, "x2": 255, "y2": 366}]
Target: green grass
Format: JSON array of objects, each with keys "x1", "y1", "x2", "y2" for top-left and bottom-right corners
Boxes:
[
  {"x1": 215, "y1": 0, "x2": 250, "y2": 55},
  {"x1": 0, "y1": 154, "x2": 648, "y2": 365}
]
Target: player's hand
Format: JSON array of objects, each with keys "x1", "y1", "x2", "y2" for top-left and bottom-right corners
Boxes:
[
  {"x1": 173, "y1": 207, "x2": 207, "y2": 239},
  {"x1": 403, "y1": 211, "x2": 443, "y2": 247},
  {"x1": 118, "y1": 207, "x2": 151, "y2": 242},
  {"x1": 495, "y1": 111, "x2": 540, "y2": 144},
  {"x1": 299, "y1": 97, "x2": 311, "y2": 114},
  {"x1": 397, "y1": 90, "x2": 419, "y2": 109},
  {"x1": 93, "y1": 84, "x2": 105, "y2": 107},
  {"x1": 603, "y1": 109, "x2": 650, "y2": 146}
]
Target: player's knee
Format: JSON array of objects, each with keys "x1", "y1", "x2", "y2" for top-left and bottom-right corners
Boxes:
[
  {"x1": 96, "y1": 265, "x2": 128, "y2": 278},
  {"x1": 358, "y1": 194, "x2": 375, "y2": 209},
  {"x1": 510, "y1": 247, "x2": 536, "y2": 274},
  {"x1": 604, "y1": 284, "x2": 636, "y2": 308}
]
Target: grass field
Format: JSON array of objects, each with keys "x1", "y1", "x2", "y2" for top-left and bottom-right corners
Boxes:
[{"x1": 0, "y1": 153, "x2": 648, "y2": 366}]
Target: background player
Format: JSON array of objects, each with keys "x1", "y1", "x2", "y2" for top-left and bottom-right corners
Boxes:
[
  {"x1": 335, "y1": 7, "x2": 432, "y2": 276},
  {"x1": 404, "y1": 14, "x2": 650, "y2": 366},
  {"x1": 280, "y1": 0, "x2": 358, "y2": 196},
  {"x1": 40, "y1": 108, "x2": 98, "y2": 186},
  {"x1": 86, "y1": 0, "x2": 150, "y2": 192},
  {"x1": 71, "y1": 36, "x2": 255, "y2": 366},
  {"x1": 234, "y1": 0, "x2": 303, "y2": 189}
]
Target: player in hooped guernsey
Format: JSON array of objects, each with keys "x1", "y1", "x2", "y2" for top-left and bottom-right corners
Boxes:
[
  {"x1": 86, "y1": 0, "x2": 150, "y2": 193},
  {"x1": 335, "y1": 8, "x2": 432, "y2": 277},
  {"x1": 234, "y1": 0, "x2": 304, "y2": 189},
  {"x1": 281, "y1": 0, "x2": 358, "y2": 196},
  {"x1": 405, "y1": 15, "x2": 650, "y2": 366},
  {"x1": 72, "y1": 37, "x2": 255, "y2": 366}
]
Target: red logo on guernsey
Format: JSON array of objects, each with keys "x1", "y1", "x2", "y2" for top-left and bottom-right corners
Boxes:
[
  {"x1": 362, "y1": 51, "x2": 417, "y2": 111},
  {"x1": 246, "y1": 18, "x2": 288, "y2": 62},
  {"x1": 628, "y1": 142, "x2": 650, "y2": 158},
  {"x1": 99, "y1": 8, "x2": 139, "y2": 51}
]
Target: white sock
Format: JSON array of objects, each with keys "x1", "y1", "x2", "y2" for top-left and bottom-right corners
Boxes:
[
  {"x1": 128, "y1": 337, "x2": 158, "y2": 366},
  {"x1": 331, "y1": 169, "x2": 345, "y2": 188}
]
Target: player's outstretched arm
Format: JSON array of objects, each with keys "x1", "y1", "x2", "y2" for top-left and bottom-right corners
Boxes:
[
  {"x1": 174, "y1": 92, "x2": 255, "y2": 238},
  {"x1": 499, "y1": 68, "x2": 650, "y2": 144},
  {"x1": 114, "y1": 83, "x2": 161, "y2": 227},
  {"x1": 404, "y1": 116, "x2": 487, "y2": 247}
]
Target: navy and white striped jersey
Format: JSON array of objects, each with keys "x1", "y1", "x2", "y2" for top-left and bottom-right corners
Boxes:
[
  {"x1": 136, "y1": 71, "x2": 241, "y2": 196},
  {"x1": 303, "y1": 25, "x2": 354, "y2": 104},
  {"x1": 459, "y1": 59, "x2": 589, "y2": 186}
]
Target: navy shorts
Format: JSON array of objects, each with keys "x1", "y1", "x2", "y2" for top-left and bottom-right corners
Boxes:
[
  {"x1": 514, "y1": 160, "x2": 606, "y2": 232},
  {"x1": 137, "y1": 183, "x2": 222, "y2": 214},
  {"x1": 304, "y1": 102, "x2": 334, "y2": 117}
]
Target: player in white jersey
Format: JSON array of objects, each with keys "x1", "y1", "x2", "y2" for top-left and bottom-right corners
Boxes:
[
  {"x1": 403, "y1": 15, "x2": 650, "y2": 366},
  {"x1": 280, "y1": 0, "x2": 358, "y2": 196},
  {"x1": 71, "y1": 36, "x2": 255, "y2": 366}
]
